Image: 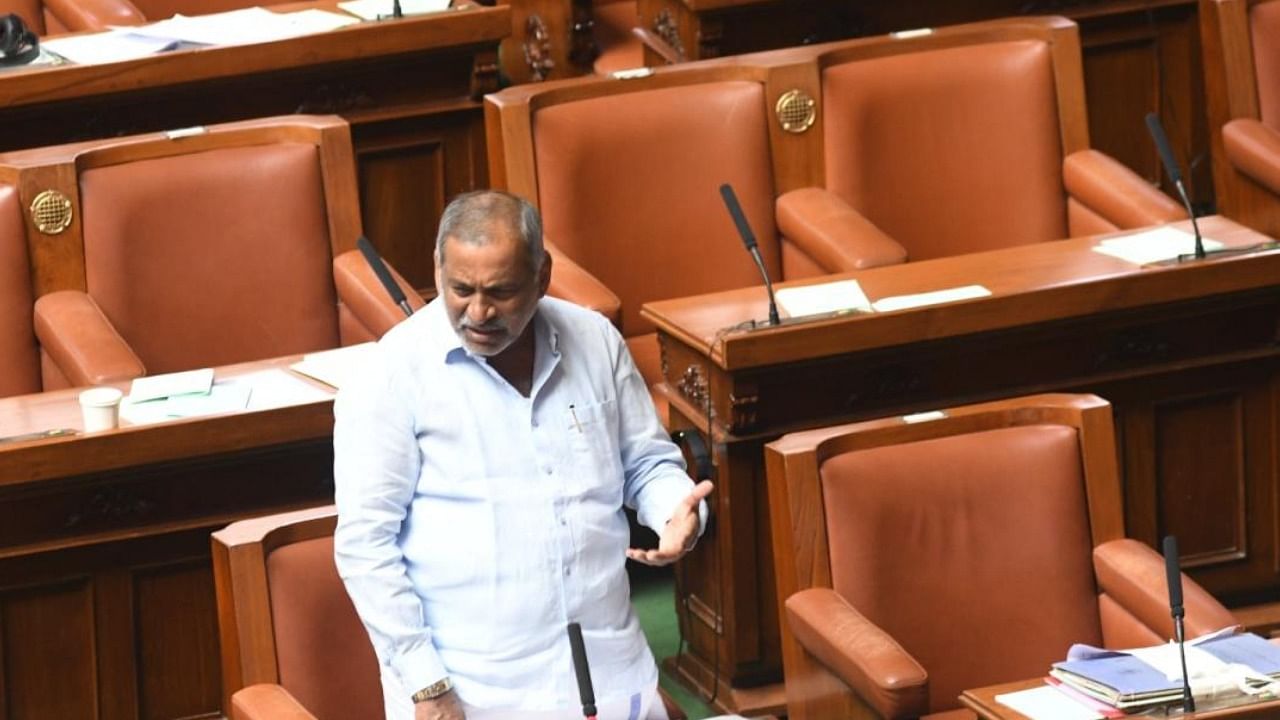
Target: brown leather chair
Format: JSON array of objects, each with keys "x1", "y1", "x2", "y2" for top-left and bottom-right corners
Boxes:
[
  {"x1": 1201, "y1": 0, "x2": 1280, "y2": 238},
  {"x1": 0, "y1": 0, "x2": 142, "y2": 35},
  {"x1": 213, "y1": 506, "x2": 689, "y2": 720},
  {"x1": 592, "y1": 0, "x2": 643, "y2": 74},
  {"x1": 773, "y1": 17, "x2": 1187, "y2": 267},
  {"x1": 486, "y1": 66, "x2": 872, "y2": 413},
  {"x1": 765, "y1": 394, "x2": 1238, "y2": 720},
  {"x1": 0, "y1": 115, "x2": 423, "y2": 390},
  {"x1": 0, "y1": 182, "x2": 41, "y2": 398}
]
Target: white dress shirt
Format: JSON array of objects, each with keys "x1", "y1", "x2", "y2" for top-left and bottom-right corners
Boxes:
[{"x1": 334, "y1": 296, "x2": 700, "y2": 716}]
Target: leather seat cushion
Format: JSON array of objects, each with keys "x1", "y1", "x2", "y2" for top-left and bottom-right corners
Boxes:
[{"x1": 1252, "y1": 0, "x2": 1280, "y2": 129}]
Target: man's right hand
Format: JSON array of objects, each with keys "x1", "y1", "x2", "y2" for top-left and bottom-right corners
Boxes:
[{"x1": 415, "y1": 691, "x2": 465, "y2": 720}]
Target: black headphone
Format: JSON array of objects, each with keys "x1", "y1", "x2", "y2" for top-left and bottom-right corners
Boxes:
[{"x1": 0, "y1": 14, "x2": 38, "y2": 67}]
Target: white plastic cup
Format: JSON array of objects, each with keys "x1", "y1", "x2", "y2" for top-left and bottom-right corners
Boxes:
[{"x1": 79, "y1": 386, "x2": 123, "y2": 432}]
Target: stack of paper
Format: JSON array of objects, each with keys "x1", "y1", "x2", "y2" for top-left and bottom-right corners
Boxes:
[
  {"x1": 289, "y1": 342, "x2": 378, "y2": 390},
  {"x1": 871, "y1": 284, "x2": 992, "y2": 312},
  {"x1": 774, "y1": 279, "x2": 872, "y2": 318}
]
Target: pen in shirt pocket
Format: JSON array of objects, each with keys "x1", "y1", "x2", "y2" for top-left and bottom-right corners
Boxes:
[{"x1": 569, "y1": 404, "x2": 583, "y2": 433}]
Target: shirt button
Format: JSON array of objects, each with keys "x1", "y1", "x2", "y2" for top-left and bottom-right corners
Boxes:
[
  {"x1": 560, "y1": 518, "x2": 567, "y2": 526},
  {"x1": 543, "y1": 467, "x2": 552, "y2": 475}
]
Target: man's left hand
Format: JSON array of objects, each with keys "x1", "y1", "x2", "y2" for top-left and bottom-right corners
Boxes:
[{"x1": 626, "y1": 480, "x2": 714, "y2": 566}]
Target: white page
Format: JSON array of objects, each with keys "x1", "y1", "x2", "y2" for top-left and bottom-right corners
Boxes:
[
  {"x1": 236, "y1": 368, "x2": 333, "y2": 409},
  {"x1": 121, "y1": 382, "x2": 250, "y2": 425},
  {"x1": 132, "y1": 7, "x2": 352, "y2": 46},
  {"x1": 775, "y1": 279, "x2": 873, "y2": 318},
  {"x1": 289, "y1": 342, "x2": 378, "y2": 390},
  {"x1": 42, "y1": 29, "x2": 182, "y2": 65},
  {"x1": 128, "y1": 367, "x2": 214, "y2": 402},
  {"x1": 338, "y1": 0, "x2": 450, "y2": 21},
  {"x1": 1092, "y1": 226, "x2": 1224, "y2": 265},
  {"x1": 995, "y1": 686, "x2": 1102, "y2": 720},
  {"x1": 871, "y1": 284, "x2": 992, "y2": 313}
]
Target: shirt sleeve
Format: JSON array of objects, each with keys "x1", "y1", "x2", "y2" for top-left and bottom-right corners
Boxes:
[
  {"x1": 332, "y1": 344, "x2": 448, "y2": 696},
  {"x1": 606, "y1": 321, "x2": 710, "y2": 536}
]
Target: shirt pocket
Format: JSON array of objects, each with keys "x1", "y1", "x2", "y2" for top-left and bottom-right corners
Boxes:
[{"x1": 565, "y1": 399, "x2": 623, "y2": 496}]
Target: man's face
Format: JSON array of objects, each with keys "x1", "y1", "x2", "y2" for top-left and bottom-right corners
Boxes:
[{"x1": 436, "y1": 225, "x2": 549, "y2": 357}]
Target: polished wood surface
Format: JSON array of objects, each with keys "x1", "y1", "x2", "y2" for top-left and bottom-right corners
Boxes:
[
  {"x1": 498, "y1": 0, "x2": 597, "y2": 83},
  {"x1": 642, "y1": 217, "x2": 1280, "y2": 715},
  {"x1": 962, "y1": 678, "x2": 1280, "y2": 719},
  {"x1": 0, "y1": 0, "x2": 508, "y2": 292},
  {"x1": 632, "y1": 0, "x2": 1211, "y2": 209},
  {"x1": 0, "y1": 358, "x2": 337, "y2": 719}
]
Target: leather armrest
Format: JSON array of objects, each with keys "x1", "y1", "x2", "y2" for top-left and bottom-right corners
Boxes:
[
  {"x1": 1063, "y1": 149, "x2": 1186, "y2": 229},
  {"x1": 545, "y1": 240, "x2": 622, "y2": 327},
  {"x1": 1093, "y1": 538, "x2": 1237, "y2": 639},
  {"x1": 786, "y1": 587, "x2": 928, "y2": 719},
  {"x1": 230, "y1": 684, "x2": 318, "y2": 720},
  {"x1": 776, "y1": 188, "x2": 907, "y2": 271},
  {"x1": 333, "y1": 249, "x2": 426, "y2": 339},
  {"x1": 42, "y1": 0, "x2": 145, "y2": 31},
  {"x1": 1223, "y1": 118, "x2": 1280, "y2": 197},
  {"x1": 33, "y1": 290, "x2": 145, "y2": 387}
]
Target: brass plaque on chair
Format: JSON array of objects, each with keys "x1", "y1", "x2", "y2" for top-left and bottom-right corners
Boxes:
[
  {"x1": 775, "y1": 89, "x2": 816, "y2": 134},
  {"x1": 29, "y1": 190, "x2": 73, "y2": 235}
]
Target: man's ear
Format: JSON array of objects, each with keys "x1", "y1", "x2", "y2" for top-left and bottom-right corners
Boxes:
[{"x1": 537, "y1": 251, "x2": 552, "y2": 297}]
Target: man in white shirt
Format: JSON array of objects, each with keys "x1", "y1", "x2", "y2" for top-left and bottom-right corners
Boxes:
[{"x1": 334, "y1": 190, "x2": 713, "y2": 720}]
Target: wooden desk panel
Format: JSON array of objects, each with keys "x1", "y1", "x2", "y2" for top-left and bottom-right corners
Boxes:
[
  {"x1": 642, "y1": 218, "x2": 1280, "y2": 715},
  {"x1": 0, "y1": 358, "x2": 337, "y2": 719},
  {"x1": 0, "y1": 2, "x2": 509, "y2": 293}
]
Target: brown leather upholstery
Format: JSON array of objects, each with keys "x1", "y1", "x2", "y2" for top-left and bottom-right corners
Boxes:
[
  {"x1": 592, "y1": 0, "x2": 642, "y2": 74},
  {"x1": 265, "y1": 535, "x2": 383, "y2": 720},
  {"x1": 1, "y1": 0, "x2": 143, "y2": 34},
  {"x1": 1252, "y1": 0, "x2": 1280, "y2": 130},
  {"x1": 823, "y1": 41, "x2": 1068, "y2": 260},
  {"x1": 766, "y1": 395, "x2": 1237, "y2": 720},
  {"x1": 0, "y1": 184, "x2": 40, "y2": 398},
  {"x1": 33, "y1": 290, "x2": 145, "y2": 387},
  {"x1": 532, "y1": 80, "x2": 780, "y2": 339},
  {"x1": 1223, "y1": 118, "x2": 1280, "y2": 196}
]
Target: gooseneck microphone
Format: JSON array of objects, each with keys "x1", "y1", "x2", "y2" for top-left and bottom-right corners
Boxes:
[
  {"x1": 567, "y1": 622, "x2": 598, "y2": 720},
  {"x1": 1163, "y1": 535, "x2": 1196, "y2": 713},
  {"x1": 719, "y1": 184, "x2": 781, "y2": 326},
  {"x1": 1144, "y1": 113, "x2": 1205, "y2": 260},
  {"x1": 356, "y1": 235, "x2": 414, "y2": 318}
]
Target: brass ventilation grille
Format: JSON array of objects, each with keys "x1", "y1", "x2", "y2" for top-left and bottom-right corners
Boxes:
[
  {"x1": 775, "y1": 89, "x2": 816, "y2": 134},
  {"x1": 30, "y1": 190, "x2": 73, "y2": 235}
]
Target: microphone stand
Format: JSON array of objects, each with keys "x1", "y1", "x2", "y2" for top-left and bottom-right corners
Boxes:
[
  {"x1": 718, "y1": 183, "x2": 781, "y2": 326},
  {"x1": 1164, "y1": 535, "x2": 1196, "y2": 714}
]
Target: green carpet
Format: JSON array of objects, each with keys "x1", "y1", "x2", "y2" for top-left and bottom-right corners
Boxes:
[{"x1": 632, "y1": 567, "x2": 718, "y2": 719}]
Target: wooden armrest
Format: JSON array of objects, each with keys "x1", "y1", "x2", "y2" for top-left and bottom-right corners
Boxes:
[
  {"x1": 631, "y1": 26, "x2": 680, "y2": 65},
  {"x1": 546, "y1": 241, "x2": 622, "y2": 327},
  {"x1": 776, "y1": 188, "x2": 907, "y2": 271},
  {"x1": 1093, "y1": 538, "x2": 1237, "y2": 639},
  {"x1": 1063, "y1": 149, "x2": 1186, "y2": 230},
  {"x1": 1223, "y1": 118, "x2": 1280, "y2": 197},
  {"x1": 786, "y1": 587, "x2": 928, "y2": 719},
  {"x1": 333, "y1": 249, "x2": 425, "y2": 339},
  {"x1": 33, "y1": 290, "x2": 145, "y2": 387},
  {"x1": 231, "y1": 684, "x2": 318, "y2": 720},
  {"x1": 42, "y1": 0, "x2": 145, "y2": 31}
]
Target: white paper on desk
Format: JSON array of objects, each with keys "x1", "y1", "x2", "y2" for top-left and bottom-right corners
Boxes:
[
  {"x1": 290, "y1": 342, "x2": 378, "y2": 390},
  {"x1": 42, "y1": 29, "x2": 183, "y2": 65},
  {"x1": 338, "y1": 0, "x2": 450, "y2": 20},
  {"x1": 1092, "y1": 226, "x2": 1224, "y2": 265},
  {"x1": 132, "y1": 7, "x2": 355, "y2": 46},
  {"x1": 128, "y1": 367, "x2": 214, "y2": 403},
  {"x1": 871, "y1": 284, "x2": 992, "y2": 312},
  {"x1": 995, "y1": 686, "x2": 1103, "y2": 720},
  {"x1": 120, "y1": 382, "x2": 251, "y2": 425},
  {"x1": 236, "y1": 368, "x2": 333, "y2": 409},
  {"x1": 775, "y1": 279, "x2": 873, "y2": 318}
]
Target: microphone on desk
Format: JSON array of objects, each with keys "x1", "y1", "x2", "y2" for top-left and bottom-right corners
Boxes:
[
  {"x1": 1144, "y1": 112, "x2": 1205, "y2": 261},
  {"x1": 1163, "y1": 535, "x2": 1196, "y2": 713},
  {"x1": 719, "y1": 183, "x2": 781, "y2": 326},
  {"x1": 567, "y1": 622, "x2": 598, "y2": 720},
  {"x1": 356, "y1": 235, "x2": 414, "y2": 318}
]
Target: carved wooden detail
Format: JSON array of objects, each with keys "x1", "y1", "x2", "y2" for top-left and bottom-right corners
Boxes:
[
  {"x1": 523, "y1": 14, "x2": 555, "y2": 82},
  {"x1": 729, "y1": 392, "x2": 759, "y2": 432},
  {"x1": 471, "y1": 50, "x2": 501, "y2": 99},
  {"x1": 64, "y1": 488, "x2": 156, "y2": 530},
  {"x1": 697, "y1": 16, "x2": 724, "y2": 59},
  {"x1": 678, "y1": 364, "x2": 708, "y2": 408},
  {"x1": 295, "y1": 83, "x2": 376, "y2": 114},
  {"x1": 653, "y1": 8, "x2": 686, "y2": 62}
]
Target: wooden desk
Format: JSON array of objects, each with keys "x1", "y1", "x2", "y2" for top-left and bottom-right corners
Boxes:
[
  {"x1": 0, "y1": 1, "x2": 508, "y2": 293},
  {"x1": 0, "y1": 358, "x2": 337, "y2": 719},
  {"x1": 641, "y1": 217, "x2": 1280, "y2": 715},
  {"x1": 634, "y1": 0, "x2": 1211, "y2": 209},
  {"x1": 962, "y1": 679, "x2": 1280, "y2": 719},
  {"x1": 498, "y1": 0, "x2": 597, "y2": 83}
]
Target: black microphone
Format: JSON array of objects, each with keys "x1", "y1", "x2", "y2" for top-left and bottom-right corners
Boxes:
[
  {"x1": 567, "y1": 622, "x2": 597, "y2": 720},
  {"x1": 1163, "y1": 535, "x2": 1196, "y2": 713},
  {"x1": 356, "y1": 235, "x2": 413, "y2": 318},
  {"x1": 719, "y1": 183, "x2": 781, "y2": 326},
  {"x1": 1145, "y1": 113, "x2": 1205, "y2": 260}
]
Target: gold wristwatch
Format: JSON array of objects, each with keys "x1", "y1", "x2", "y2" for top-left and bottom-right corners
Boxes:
[{"x1": 411, "y1": 677, "x2": 453, "y2": 703}]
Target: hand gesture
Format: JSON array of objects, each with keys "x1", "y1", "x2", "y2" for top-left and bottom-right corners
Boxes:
[{"x1": 626, "y1": 480, "x2": 713, "y2": 566}]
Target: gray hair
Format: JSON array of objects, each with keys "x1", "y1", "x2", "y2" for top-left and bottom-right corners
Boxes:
[{"x1": 434, "y1": 190, "x2": 545, "y2": 271}]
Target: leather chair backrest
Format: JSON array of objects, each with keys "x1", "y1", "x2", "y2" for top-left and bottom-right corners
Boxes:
[
  {"x1": 822, "y1": 40, "x2": 1069, "y2": 260},
  {"x1": 819, "y1": 425, "x2": 1102, "y2": 713},
  {"x1": 0, "y1": 183, "x2": 39, "y2": 398},
  {"x1": 1252, "y1": 0, "x2": 1280, "y2": 129},
  {"x1": 125, "y1": 0, "x2": 277, "y2": 20},
  {"x1": 266, "y1": 535, "x2": 383, "y2": 720},
  {"x1": 532, "y1": 80, "x2": 779, "y2": 337},
  {"x1": 0, "y1": 0, "x2": 43, "y2": 34},
  {"x1": 79, "y1": 142, "x2": 340, "y2": 373}
]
